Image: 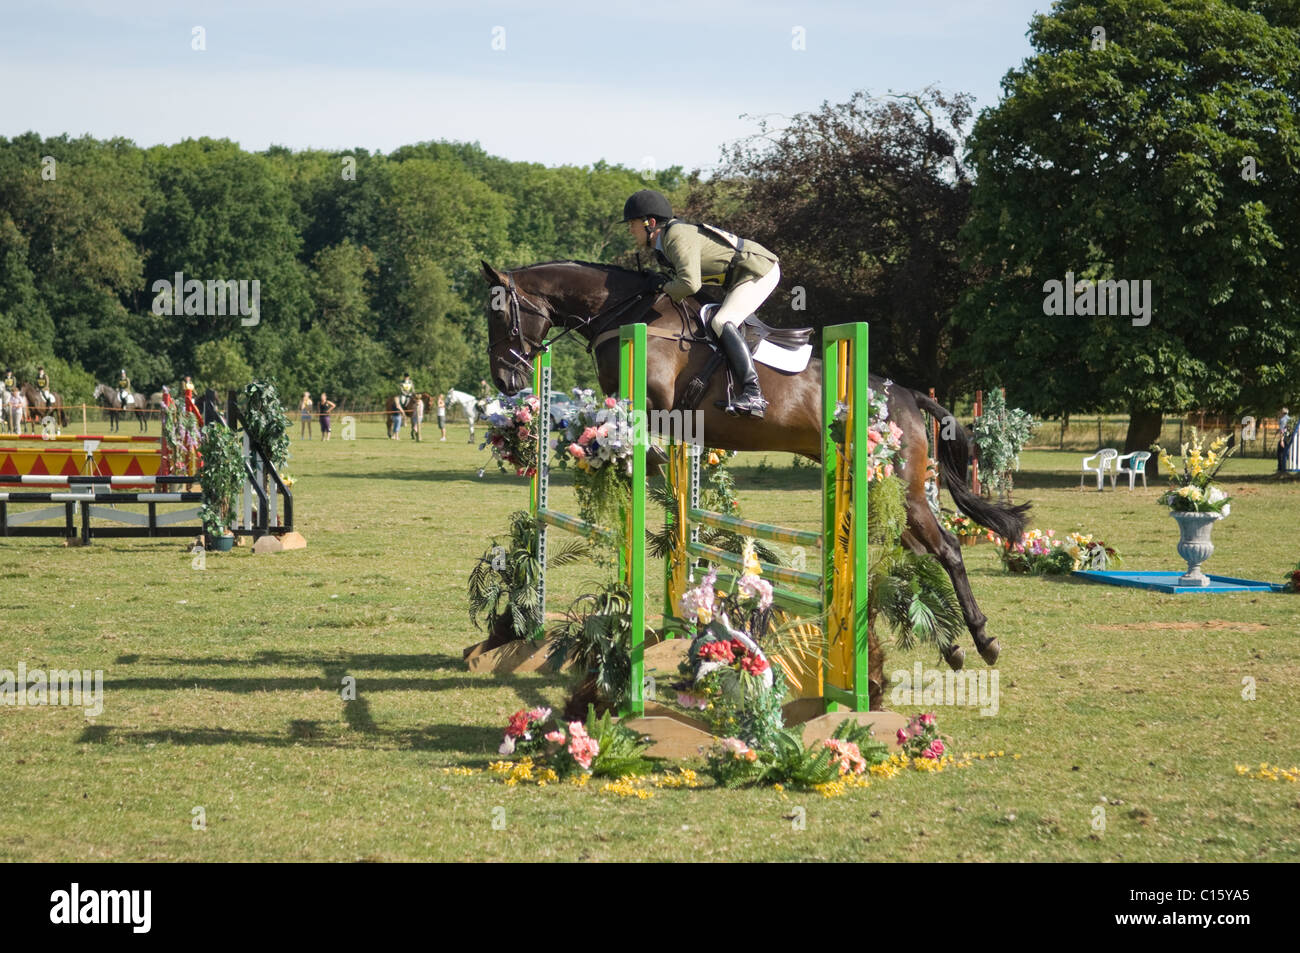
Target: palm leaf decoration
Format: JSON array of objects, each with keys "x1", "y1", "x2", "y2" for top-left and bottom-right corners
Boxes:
[{"x1": 467, "y1": 510, "x2": 592, "y2": 644}]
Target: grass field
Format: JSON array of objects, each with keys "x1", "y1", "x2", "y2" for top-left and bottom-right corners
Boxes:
[{"x1": 1, "y1": 420, "x2": 1297, "y2": 862}]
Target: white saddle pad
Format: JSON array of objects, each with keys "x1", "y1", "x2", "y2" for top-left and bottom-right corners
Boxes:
[{"x1": 701, "y1": 304, "x2": 813, "y2": 374}]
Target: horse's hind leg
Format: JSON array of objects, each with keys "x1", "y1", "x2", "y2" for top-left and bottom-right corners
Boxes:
[{"x1": 901, "y1": 495, "x2": 999, "y2": 670}]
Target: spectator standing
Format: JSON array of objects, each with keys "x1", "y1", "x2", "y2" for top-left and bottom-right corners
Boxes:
[
  {"x1": 300, "y1": 392, "x2": 314, "y2": 440},
  {"x1": 437, "y1": 394, "x2": 447, "y2": 441},
  {"x1": 319, "y1": 392, "x2": 336, "y2": 441}
]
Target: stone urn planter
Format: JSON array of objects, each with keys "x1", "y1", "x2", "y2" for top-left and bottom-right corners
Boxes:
[{"x1": 1170, "y1": 510, "x2": 1224, "y2": 587}]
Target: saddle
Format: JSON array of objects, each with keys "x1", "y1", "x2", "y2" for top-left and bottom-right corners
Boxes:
[{"x1": 679, "y1": 305, "x2": 815, "y2": 410}]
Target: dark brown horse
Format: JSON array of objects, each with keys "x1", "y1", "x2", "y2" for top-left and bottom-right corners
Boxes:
[
  {"x1": 482, "y1": 260, "x2": 1032, "y2": 670},
  {"x1": 21, "y1": 384, "x2": 67, "y2": 431}
]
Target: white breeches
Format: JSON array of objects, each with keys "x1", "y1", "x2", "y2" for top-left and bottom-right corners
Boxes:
[{"x1": 710, "y1": 263, "x2": 781, "y2": 335}]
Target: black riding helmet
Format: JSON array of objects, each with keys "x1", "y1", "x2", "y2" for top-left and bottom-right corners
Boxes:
[{"x1": 621, "y1": 189, "x2": 673, "y2": 223}]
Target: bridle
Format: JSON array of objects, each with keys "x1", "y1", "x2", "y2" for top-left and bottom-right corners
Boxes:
[{"x1": 488, "y1": 270, "x2": 659, "y2": 379}]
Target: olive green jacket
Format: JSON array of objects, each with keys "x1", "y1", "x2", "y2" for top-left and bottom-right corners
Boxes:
[{"x1": 656, "y1": 219, "x2": 778, "y2": 304}]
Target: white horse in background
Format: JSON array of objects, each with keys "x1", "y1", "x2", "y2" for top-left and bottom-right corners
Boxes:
[{"x1": 446, "y1": 389, "x2": 484, "y2": 443}]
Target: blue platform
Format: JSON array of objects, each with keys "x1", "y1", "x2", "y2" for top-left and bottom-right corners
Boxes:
[{"x1": 1072, "y1": 571, "x2": 1286, "y2": 594}]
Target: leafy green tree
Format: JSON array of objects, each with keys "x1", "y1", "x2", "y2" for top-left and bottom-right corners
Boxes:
[
  {"x1": 687, "y1": 88, "x2": 976, "y2": 398},
  {"x1": 195, "y1": 338, "x2": 254, "y2": 393},
  {"x1": 958, "y1": 0, "x2": 1300, "y2": 455}
]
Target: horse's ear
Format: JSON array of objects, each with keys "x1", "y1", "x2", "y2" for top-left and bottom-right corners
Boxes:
[{"x1": 481, "y1": 260, "x2": 504, "y2": 287}]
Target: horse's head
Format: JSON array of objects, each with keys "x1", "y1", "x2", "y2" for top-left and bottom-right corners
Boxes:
[{"x1": 481, "y1": 261, "x2": 554, "y2": 396}]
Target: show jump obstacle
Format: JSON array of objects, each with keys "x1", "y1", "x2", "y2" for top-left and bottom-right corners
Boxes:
[
  {"x1": 0, "y1": 394, "x2": 297, "y2": 547},
  {"x1": 529, "y1": 322, "x2": 872, "y2": 720}
]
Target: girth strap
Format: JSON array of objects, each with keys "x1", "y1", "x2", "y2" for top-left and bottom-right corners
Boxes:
[{"x1": 591, "y1": 324, "x2": 686, "y2": 351}]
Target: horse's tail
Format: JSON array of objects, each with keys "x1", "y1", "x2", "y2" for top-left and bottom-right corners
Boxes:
[{"x1": 911, "y1": 390, "x2": 1031, "y2": 542}]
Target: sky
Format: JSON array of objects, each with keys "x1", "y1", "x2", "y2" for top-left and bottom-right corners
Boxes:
[{"x1": 1, "y1": 0, "x2": 1051, "y2": 173}]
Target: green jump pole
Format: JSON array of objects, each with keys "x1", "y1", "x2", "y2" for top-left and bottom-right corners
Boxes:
[
  {"x1": 822, "y1": 323, "x2": 871, "y2": 712},
  {"x1": 619, "y1": 324, "x2": 647, "y2": 717}
]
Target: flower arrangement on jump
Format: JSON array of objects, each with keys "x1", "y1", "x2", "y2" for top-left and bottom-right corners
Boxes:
[
  {"x1": 700, "y1": 447, "x2": 742, "y2": 514},
  {"x1": 829, "y1": 382, "x2": 903, "y2": 482},
  {"x1": 897, "y1": 713, "x2": 946, "y2": 761},
  {"x1": 941, "y1": 511, "x2": 992, "y2": 543},
  {"x1": 480, "y1": 393, "x2": 541, "y2": 477},
  {"x1": 550, "y1": 389, "x2": 638, "y2": 528},
  {"x1": 1150, "y1": 429, "x2": 1234, "y2": 514},
  {"x1": 674, "y1": 544, "x2": 783, "y2": 748},
  {"x1": 991, "y1": 528, "x2": 1121, "y2": 574},
  {"x1": 496, "y1": 705, "x2": 652, "y2": 780},
  {"x1": 551, "y1": 389, "x2": 636, "y2": 474},
  {"x1": 162, "y1": 401, "x2": 202, "y2": 476}
]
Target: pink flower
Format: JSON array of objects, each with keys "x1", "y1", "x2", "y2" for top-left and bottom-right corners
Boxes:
[
  {"x1": 528, "y1": 707, "x2": 552, "y2": 722},
  {"x1": 919, "y1": 713, "x2": 936, "y2": 726},
  {"x1": 867, "y1": 429, "x2": 881, "y2": 447},
  {"x1": 517, "y1": 426, "x2": 530, "y2": 438},
  {"x1": 516, "y1": 407, "x2": 533, "y2": 424},
  {"x1": 579, "y1": 426, "x2": 599, "y2": 445},
  {"x1": 888, "y1": 421, "x2": 904, "y2": 443},
  {"x1": 676, "y1": 692, "x2": 707, "y2": 710},
  {"x1": 923, "y1": 739, "x2": 945, "y2": 760},
  {"x1": 721, "y1": 738, "x2": 751, "y2": 759},
  {"x1": 567, "y1": 443, "x2": 586, "y2": 459},
  {"x1": 897, "y1": 728, "x2": 909, "y2": 745},
  {"x1": 544, "y1": 730, "x2": 565, "y2": 744},
  {"x1": 604, "y1": 397, "x2": 618, "y2": 408}
]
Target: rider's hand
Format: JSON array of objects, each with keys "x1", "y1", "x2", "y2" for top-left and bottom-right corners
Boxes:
[{"x1": 649, "y1": 272, "x2": 669, "y2": 292}]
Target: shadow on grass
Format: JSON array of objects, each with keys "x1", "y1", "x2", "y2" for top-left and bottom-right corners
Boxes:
[
  {"x1": 113, "y1": 651, "x2": 465, "y2": 672},
  {"x1": 75, "y1": 721, "x2": 504, "y2": 754}
]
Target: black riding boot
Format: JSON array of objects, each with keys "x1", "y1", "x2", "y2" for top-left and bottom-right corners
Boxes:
[{"x1": 714, "y1": 322, "x2": 767, "y2": 418}]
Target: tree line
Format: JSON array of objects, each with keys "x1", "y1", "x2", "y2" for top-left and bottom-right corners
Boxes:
[{"x1": 2, "y1": 0, "x2": 1298, "y2": 453}]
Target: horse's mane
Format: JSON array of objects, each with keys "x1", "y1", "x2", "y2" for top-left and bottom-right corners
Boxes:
[{"x1": 513, "y1": 259, "x2": 645, "y2": 279}]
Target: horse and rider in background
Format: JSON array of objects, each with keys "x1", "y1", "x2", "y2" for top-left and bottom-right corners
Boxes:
[{"x1": 94, "y1": 383, "x2": 151, "y2": 432}]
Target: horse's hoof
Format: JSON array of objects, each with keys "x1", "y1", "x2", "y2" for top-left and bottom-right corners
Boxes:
[
  {"x1": 979, "y1": 638, "x2": 1000, "y2": 666},
  {"x1": 943, "y1": 644, "x2": 965, "y2": 671}
]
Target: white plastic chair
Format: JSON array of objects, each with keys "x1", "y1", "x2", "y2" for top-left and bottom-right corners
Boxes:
[
  {"x1": 1080, "y1": 448, "x2": 1118, "y2": 490},
  {"x1": 1115, "y1": 451, "x2": 1150, "y2": 490}
]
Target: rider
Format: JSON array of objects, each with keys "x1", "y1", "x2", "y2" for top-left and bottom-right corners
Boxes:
[
  {"x1": 117, "y1": 369, "x2": 133, "y2": 407},
  {"x1": 3, "y1": 369, "x2": 15, "y2": 391},
  {"x1": 621, "y1": 189, "x2": 780, "y2": 418},
  {"x1": 400, "y1": 373, "x2": 414, "y2": 404},
  {"x1": 35, "y1": 366, "x2": 52, "y2": 405}
]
